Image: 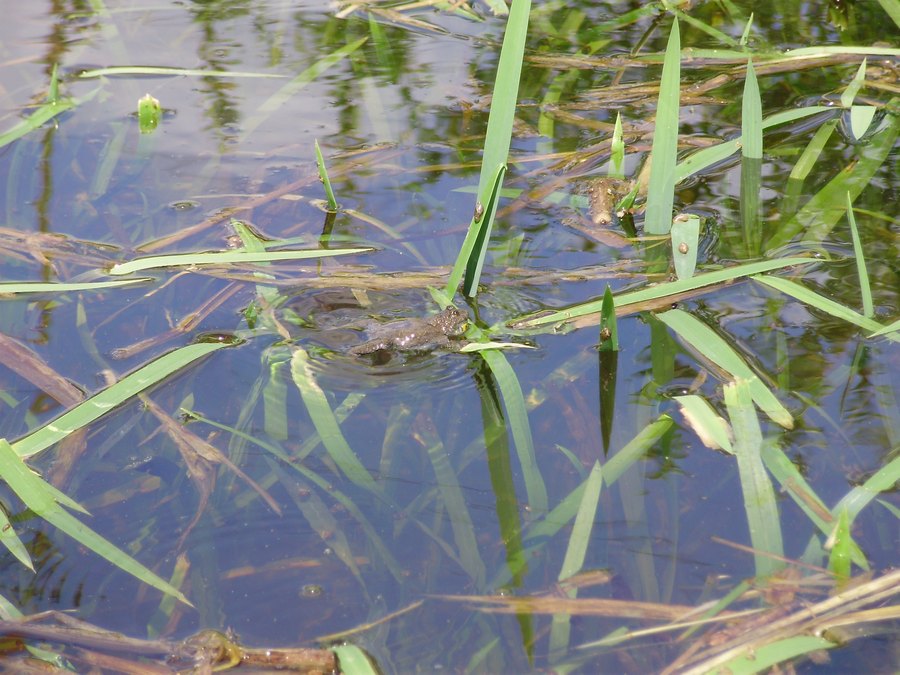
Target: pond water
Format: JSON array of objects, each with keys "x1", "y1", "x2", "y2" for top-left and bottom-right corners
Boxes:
[{"x1": 0, "y1": 1, "x2": 897, "y2": 672}]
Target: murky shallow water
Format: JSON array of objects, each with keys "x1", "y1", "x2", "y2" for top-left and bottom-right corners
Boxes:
[{"x1": 0, "y1": 1, "x2": 897, "y2": 672}]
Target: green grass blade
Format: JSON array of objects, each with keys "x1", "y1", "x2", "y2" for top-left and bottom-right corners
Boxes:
[
  {"x1": 289, "y1": 348, "x2": 380, "y2": 494},
  {"x1": 610, "y1": 112, "x2": 625, "y2": 178},
  {"x1": 840, "y1": 58, "x2": 867, "y2": 108},
  {"x1": 877, "y1": 0, "x2": 900, "y2": 27},
  {"x1": 767, "y1": 107, "x2": 899, "y2": 249},
  {"x1": 833, "y1": 452, "x2": 900, "y2": 522},
  {"x1": 0, "y1": 278, "x2": 148, "y2": 294},
  {"x1": 0, "y1": 440, "x2": 191, "y2": 605},
  {"x1": 868, "y1": 318, "x2": 900, "y2": 338},
  {"x1": 185, "y1": 408, "x2": 404, "y2": 582},
  {"x1": 559, "y1": 461, "x2": 603, "y2": 581},
  {"x1": 480, "y1": 349, "x2": 548, "y2": 513},
  {"x1": 599, "y1": 285, "x2": 618, "y2": 352},
  {"x1": 550, "y1": 460, "x2": 603, "y2": 659},
  {"x1": 108, "y1": 247, "x2": 370, "y2": 276},
  {"x1": 421, "y1": 418, "x2": 486, "y2": 586},
  {"x1": 0, "y1": 503, "x2": 32, "y2": 570},
  {"x1": 461, "y1": 0, "x2": 530, "y2": 295},
  {"x1": 516, "y1": 257, "x2": 811, "y2": 329},
  {"x1": 675, "y1": 107, "x2": 831, "y2": 183},
  {"x1": 658, "y1": 309, "x2": 793, "y2": 429},
  {"x1": 717, "y1": 636, "x2": 836, "y2": 675},
  {"x1": 754, "y1": 276, "x2": 897, "y2": 342},
  {"x1": 12, "y1": 341, "x2": 230, "y2": 459},
  {"x1": 741, "y1": 59, "x2": 762, "y2": 160},
  {"x1": 333, "y1": 644, "x2": 379, "y2": 675},
  {"x1": 314, "y1": 140, "x2": 338, "y2": 210},
  {"x1": 644, "y1": 18, "x2": 680, "y2": 236},
  {"x1": 845, "y1": 193, "x2": 873, "y2": 318},
  {"x1": 523, "y1": 415, "x2": 672, "y2": 547},
  {"x1": 674, "y1": 394, "x2": 733, "y2": 454},
  {"x1": 671, "y1": 214, "x2": 700, "y2": 279},
  {"x1": 490, "y1": 416, "x2": 673, "y2": 589},
  {"x1": 0, "y1": 76, "x2": 102, "y2": 149},
  {"x1": 724, "y1": 381, "x2": 783, "y2": 579},
  {"x1": 446, "y1": 164, "x2": 505, "y2": 296}
]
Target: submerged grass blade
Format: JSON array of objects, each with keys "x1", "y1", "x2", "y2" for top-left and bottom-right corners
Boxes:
[
  {"x1": 674, "y1": 394, "x2": 733, "y2": 454},
  {"x1": 0, "y1": 71, "x2": 101, "y2": 149},
  {"x1": 108, "y1": 247, "x2": 370, "y2": 276},
  {"x1": 13, "y1": 341, "x2": 230, "y2": 459},
  {"x1": 491, "y1": 416, "x2": 672, "y2": 587},
  {"x1": 289, "y1": 348, "x2": 380, "y2": 494},
  {"x1": 0, "y1": 440, "x2": 191, "y2": 605},
  {"x1": 754, "y1": 276, "x2": 898, "y2": 342},
  {"x1": 724, "y1": 381, "x2": 783, "y2": 579},
  {"x1": 550, "y1": 460, "x2": 603, "y2": 659},
  {"x1": 460, "y1": 0, "x2": 530, "y2": 295},
  {"x1": 767, "y1": 106, "x2": 899, "y2": 250},
  {"x1": 0, "y1": 506, "x2": 32, "y2": 570},
  {"x1": 658, "y1": 309, "x2": 793, "y2": 429},
  {"x1": 845, "y1": 193, "x2": 873, "y2": 318},
  {"x1": 421, "y1": 417, "x2": 487, "y2": 587},
  {"x1": 480, "y1": 349, "x2": 548, "y2": 514},
  {"x1": 239, "y1": 37, "x2": 367, "y2": 141},
  {"x1": 644, "y1": 18, "x2": 680, "y2": 236},
  {"x1": 558, "y1": 461, "x2": 603, "y2": 582},
  {"x1": 675, "y1": 107, "x2": 831, "y2": 183}
]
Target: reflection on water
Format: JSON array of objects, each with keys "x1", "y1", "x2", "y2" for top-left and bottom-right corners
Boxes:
[{"x1": 0, "y1": 1, "x2": 897, "y2": 672}]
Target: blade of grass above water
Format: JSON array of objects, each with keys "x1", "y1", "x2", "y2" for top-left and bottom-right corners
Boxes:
[
  {"x1": 0, "y1": 278, "x2": 149, "y2": 294},
  {"x1": 674, "y1": 107, "x2": 832, "y2": 183},
  {"x1": 741, "y1": 59, "x2": 762, "y2": 160},
  {"x1": 0, "y1": 439, "x2": 191, "y2": 605},
  {"x1": 0, "y1": 67, "x2": 101, "y2": 149},
  {"x1": 724, "y1": 381, "x2": 783, "y2": 579},
  {"x1": 458, "y1": 0, "x2": 530, "y2": 296},
  {"x1": 12, "y1": 341, "x2": 230, "y2": 459},
  {"x1": 644, "y1": 17, "x2": 680, "y2": 236},
  {"x1": 0, "y1": 506, "x2": 32, "y2": 570},
  {"x1": 480, "y1": 349, "x2": 548, "y2": 514},
  {"x1": 657, "y1": 309, "x2": 793, "y2": 429},
  {"x1": 515, "y1": 257, "x2": 811, "y2": 329},
  {"x1": 108, "y1": 247, "x2": 370, "y2": 276}
]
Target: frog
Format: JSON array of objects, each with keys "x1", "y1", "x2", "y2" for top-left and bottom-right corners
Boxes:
[
  {"x1": 587, "y1": 177, "x2": 634, "y2": 226},
  {"x1": 348, "y1": 306, "x2": 469, "y2": 356}
]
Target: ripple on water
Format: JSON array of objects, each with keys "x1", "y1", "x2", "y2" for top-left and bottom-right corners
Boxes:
[{"x1": 303, "y1": 347, "x2": 475, "y2": 395}]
